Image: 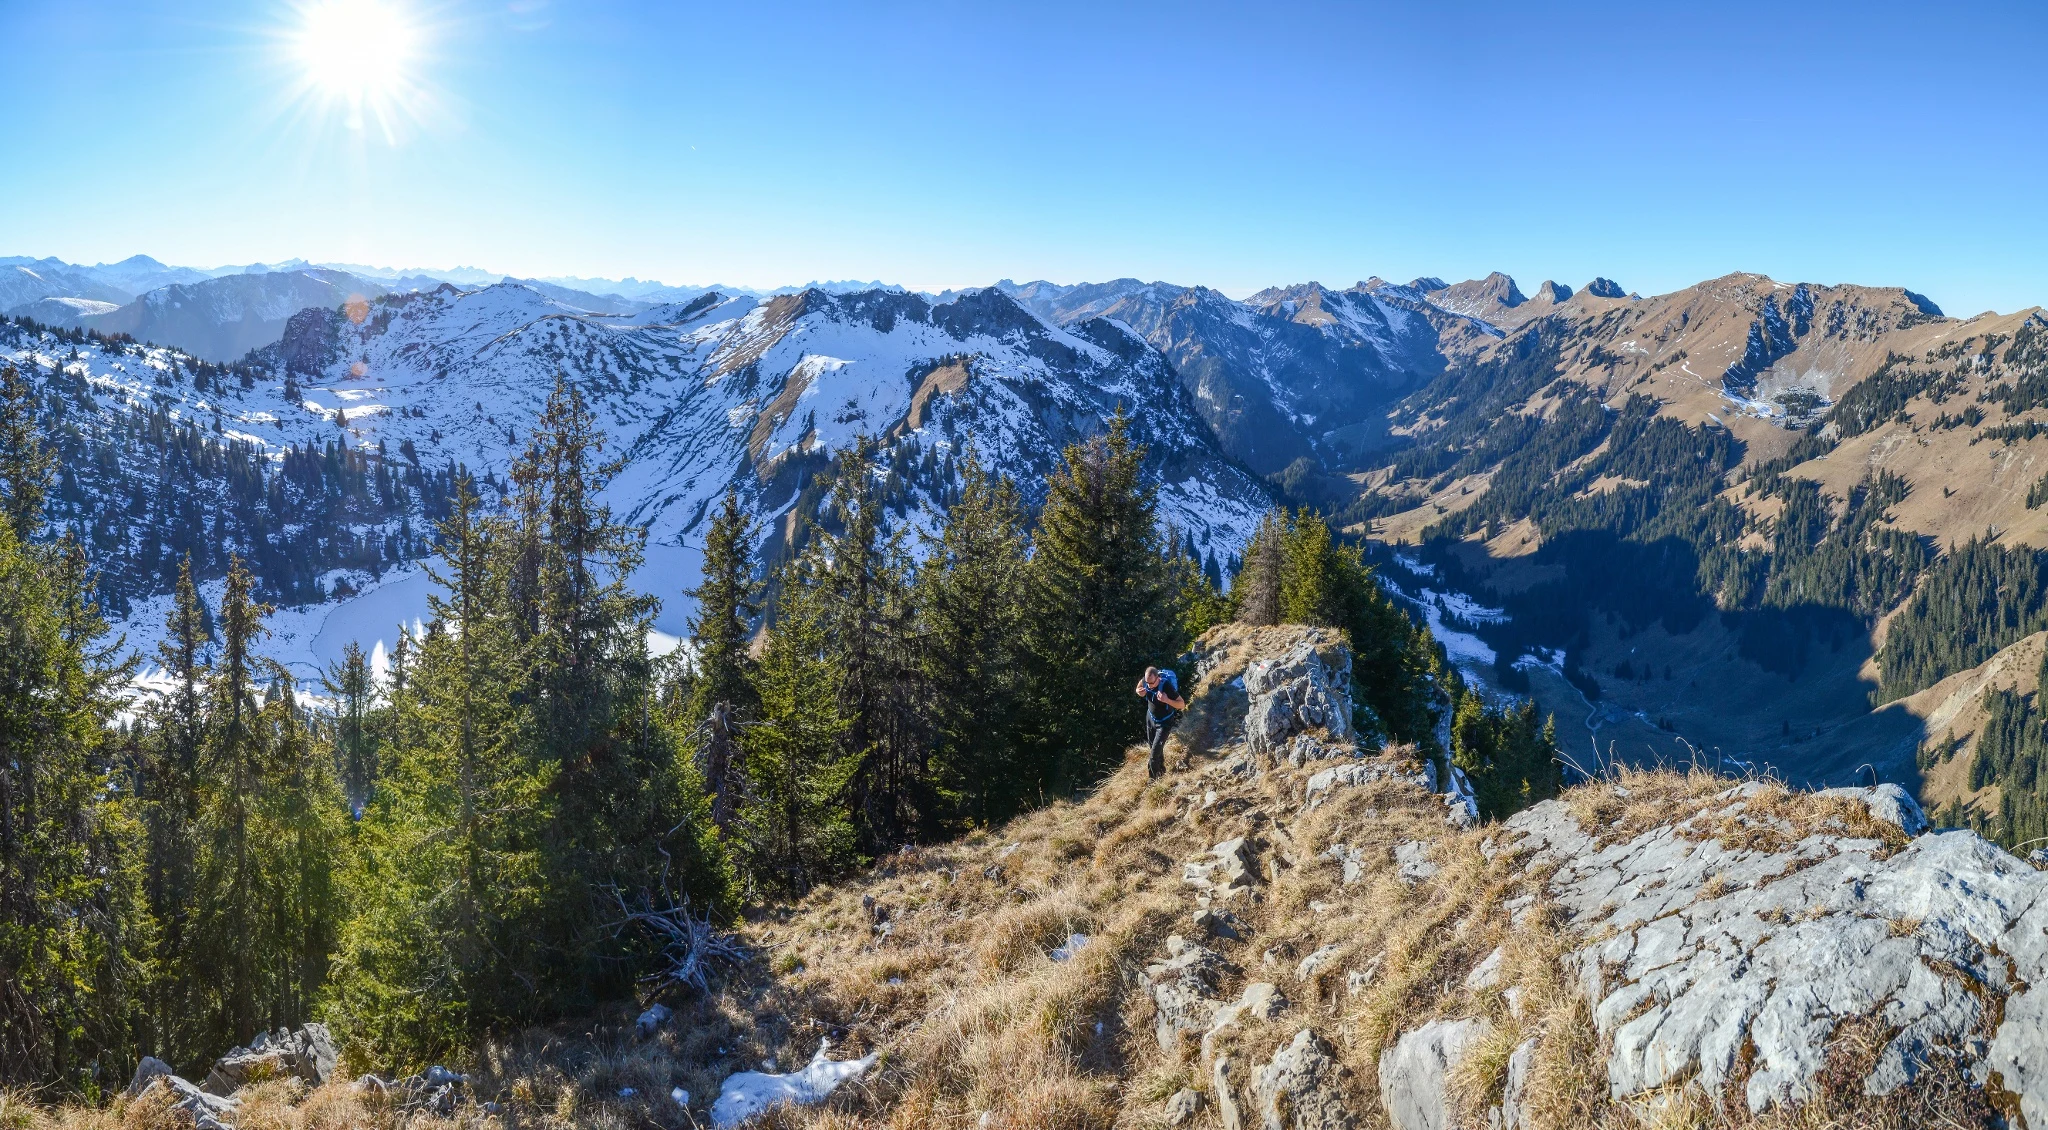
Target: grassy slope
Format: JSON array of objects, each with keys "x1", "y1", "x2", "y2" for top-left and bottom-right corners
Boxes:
[{"x1": 7, "y1": 624, "x2": 1998, "y2": 1130}]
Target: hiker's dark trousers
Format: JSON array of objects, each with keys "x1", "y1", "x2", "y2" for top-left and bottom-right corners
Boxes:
[{"x1": 1146, "y1": 714, "x2": 1176, "y2": 779}]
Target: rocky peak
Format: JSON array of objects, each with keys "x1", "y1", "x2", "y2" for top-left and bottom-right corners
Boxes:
[{"x1": 1584, "y1": 276, "x2": 1627, "y2": 298}]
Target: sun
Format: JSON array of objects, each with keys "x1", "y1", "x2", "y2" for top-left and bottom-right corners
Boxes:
[{"x1": 291, "y1": 0, "x2": 419, "y2": 135}]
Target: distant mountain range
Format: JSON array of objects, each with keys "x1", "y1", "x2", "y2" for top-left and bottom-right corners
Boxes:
[{"x1": 17, "y1": 251, "x2": 2048, "y2": 813}]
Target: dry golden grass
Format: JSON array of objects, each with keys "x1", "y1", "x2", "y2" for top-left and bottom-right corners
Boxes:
[{"x1": 12, "y1": 627, "x2": 2001, "y2": 1129}]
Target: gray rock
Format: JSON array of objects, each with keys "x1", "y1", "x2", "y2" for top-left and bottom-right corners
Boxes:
[
  {"x1": 1296, "y1": 944, "x2": 1342, "y2": 983},
  {"x1": 203, "y1": 1023, "x2": 338, "y2": 1093},
  {"x1": 1214, "y1": 1054, "x2": 1245, "y2": 1130},
  {"x1": 1253, "y1": 1028, "x2": 1355, "y2": 1130},
  {"x1": 1203, "y1": 982, "x2": 1289, "y2": 1062},
  {"x1": 1379, "y1": 1018, "x2": 1490, "y2": 1130},
  {"x1": 1165, "y1": 1087, "x2": 1204, "y2": 1126},
  {"x1": 1195, "y1": 907, "x2": 1250, "y2": 941},
  {"x1": 1244, "y1": 639, "x2": 1354, "y2": 757},
  {"x1": 128, "y1": 1055, "x2": 175, "y2": 1098},
  {"x1": 1497, "y1": 1039, "x2": 1536, "y2": 1130},
  {"x1": 139, "y1": 1072, "x2": 241, "y2": 1126},
  {"x1": 1815, "y1": 783, "x2": 1929, "y2": 836},
  {"x1": 637, "y1": 1002, "x2": 673, "y2": 1036},
  {"x1": 1187, "y1": 837, "x2": 1259, "y2": 893},
  {"x1": 1465, "y1": 947, "x2": 1505, "y2": 992},
  {"x1": 1147, "y1": 936, "x2": 1233, "y2": 1052},
  {"x1": 1395, "y1": 841, "x2": 1438, "y2": 885}
]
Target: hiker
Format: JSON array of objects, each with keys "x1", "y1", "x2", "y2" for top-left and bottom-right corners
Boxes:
[{"x1": 1135, "y1": 665, "x2": 1187, "y2": 779}]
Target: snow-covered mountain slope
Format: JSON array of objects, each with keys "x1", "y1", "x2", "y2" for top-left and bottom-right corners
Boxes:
[
  {"x1": 1000, "y1": 278, "x2": 1492, "y2": 475},
  {"x1": 264, "y1": 281, "x2": 1269, "y2": 554},
  {"x1": 0, "y1": 259, "x2": 137, "y2": 309},
  {"x1": 8, "y1": 281, "x2": 1271, "y2": 678}
]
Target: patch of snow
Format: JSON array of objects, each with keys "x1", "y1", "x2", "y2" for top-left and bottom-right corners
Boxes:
[{"x1": 709, "y1": 1042, "x2": 878, "y2": 1128}]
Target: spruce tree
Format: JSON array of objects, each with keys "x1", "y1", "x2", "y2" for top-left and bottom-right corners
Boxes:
[
  {"x1": 140, "y1": 555, "x2": 208, "y2": 1064},
  {"x1": 1022, "y1": 410, "x2": 1187, "y2": 790},
  {"x1": 917, "y1": 449, "x2": 1030, "y2": 826},
  {"x1": 327, "y1": 476, "x2": 544, "y2": 1061},
  {"x1": 683, "y1": 490, "x2": 761, "y2": 829},
  {"x1": 323, "y1": 641, "x2": 377, "y2": 812},
  {"x1": 192, "y1": 557, "x2": 273, "y2": 1048},
  {"x1": 811, "y1": 440, "x2": 923, "y2": 850},
  {"x1": 739, "y1": 552, "x2": 856, "y2": 891},
  {"x1": 0, "y1": 363, "x2": 146, "y2": 1090},
  {"x1": 685, "y1": 489, "x2": 761, "y2": 724},
  {"x1": 505, "y1": 380, "x2": 727, "y2": 1013}
]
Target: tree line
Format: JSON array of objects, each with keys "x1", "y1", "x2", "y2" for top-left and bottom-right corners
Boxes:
[{"x1": 0, "y1": 369, "x2": 1553, "y2": 1093}]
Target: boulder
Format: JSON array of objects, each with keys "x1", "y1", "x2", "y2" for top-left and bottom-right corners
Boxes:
[
  {"x1": 1253, "y1": 1028, "x2": 1355, "y2": 1130},
  {"x1": 1379, "y1": 1017, "x2": 1491, "y2": 1130},
  {"x1": 1147, "y1": 935, "x2": 1233, "y2": 1052},
  {"x1": 1165, "y1": 1087, "x2": 1204, "y2": 1126},
  {"x1": 637, "y1": 1002, "x2": 673, "y2": 1036},
  {"x1": 1244, "y1": 640, "x2": 1354, "y2": 757},
  {"x1": 202, "y1": 1023, "x2": 338, "y2": 1093},
  {"x1": 1814, "y1": 783, "x2": 1929, "y2": 836},
  {"x1": 127, "y1": 1055, "x2": 175, "y2": 1098}
]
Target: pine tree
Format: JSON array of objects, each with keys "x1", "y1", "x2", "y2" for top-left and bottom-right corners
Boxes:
[
  {"x1": 739, "y1": 553, "x2": 857, "y2": 891},
  {"x1": 0, "y1": 362, "x2": 146, "y2": 1090},
  {"x1": 683, "y1": 490, "x2": 761, "y2": 829},
  {"x1": 811, "y1": 440, "x2": 924, "y2": 850},
  {"x1": 323, "y1": 641, "x2": 377, "y2": 812},
  {"x1": 1022, "y1": 410, "x2": 1188, "y2": 790},
  {"x1": 917, "y1": 449, "x2": 1030, "y2": 826},
  {"x1": 140, "y1": 555, "x2": 208, "y2": 1064},
  {"x1": 192, "y1": 557, "x2": 274, "y2": 1049}
]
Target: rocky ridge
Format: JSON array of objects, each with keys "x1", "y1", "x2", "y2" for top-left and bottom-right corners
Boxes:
[{"x1": 724, "y1": 622, "x2": 2037, "y2": 1129}]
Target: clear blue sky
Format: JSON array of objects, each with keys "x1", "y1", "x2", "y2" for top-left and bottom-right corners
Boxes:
[{"x1": 3, "y1": 0, "x2": 2044, "y2": 313}]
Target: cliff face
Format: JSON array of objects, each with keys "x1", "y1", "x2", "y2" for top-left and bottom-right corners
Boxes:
[{"x1": 676, "y1": 622, "x2": 2031, "y2": 1128}]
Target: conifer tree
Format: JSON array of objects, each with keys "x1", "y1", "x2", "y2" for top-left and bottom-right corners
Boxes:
[
  {"x1": 327, "y1": 476, "x2": 542, "y2": 1060},
  {"x1": 140, "y1": 555, "x2": 208, "y2": 1062},
  {"x1": 192, "y1": 557, "x2": 274, "y2": 1048},
  {"x1": 811, "y1": 440, "x2": 924, "y2": 849},
  {"x1": 917, "y1": 449, "x2": 1029, "y2": 826},
  {"x1": 0, "y1": 361, "x2": 146, "y2": 1089},
  {"x1": 323, "y1": 641, "x2": 377, "y2": 812},
  {"x1": 1022, "y1": 410, "x2": 1187, "y2": 790},
  {"x1": 1233, "y1": 511, "x2": 1287, "y2": 627},
  {"x1": 685, "y1": 489, "x2": 761, "y2": 725},
  {"x1": 505, "y1": 380, "x2": 728, "y2": 1012},
  {"x1": 739, "y1": 553, "x2": 856, "y2": 891}
]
